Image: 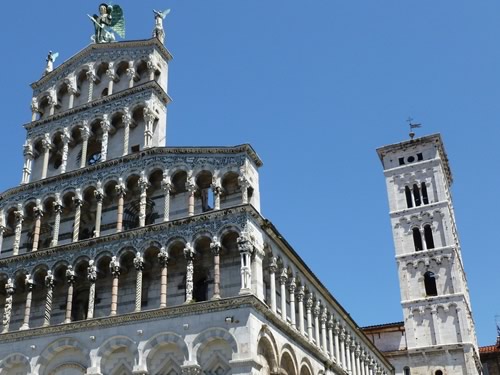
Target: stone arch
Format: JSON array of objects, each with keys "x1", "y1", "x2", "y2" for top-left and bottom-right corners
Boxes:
[
  {"x1": 299, "y1": 358, "x2": 313, "y2": 375},
  {"x1": 142, "y1": 332, "x2": 189, "y2": 370},
  {"x1": 0, "y1": 353, "x2": 31, "y2": 375},
  {"x1": 98, "y1": 336, "x2": 138, "y2": 375},
  {"x1": 257, "y1": 328, "x2": 279, "y2": 375},
  {"x1": 192, "y1": 327, "x2": 238, "y2": 362},
  {"x1": 280, "y1": 345, "x2": 298, "y2": 375},
  {"x1": 37, "y1": 337, "x2": 89, "y2": 375}
]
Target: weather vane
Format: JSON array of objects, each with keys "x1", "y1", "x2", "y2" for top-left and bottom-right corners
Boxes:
[{"x1": 407, "y1": 117, "x2": 422, "y2": 140}]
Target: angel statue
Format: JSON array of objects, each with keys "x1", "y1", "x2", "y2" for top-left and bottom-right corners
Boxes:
[
  {"x1": 44, "y1": 51, "x2": 59, "y2": 75},
  {"x1": 88, "y1": 3, "x2": 126, "y2": 44},
  {"x1": 153, "y1": 9, "x2": 170, "y2": 43}
]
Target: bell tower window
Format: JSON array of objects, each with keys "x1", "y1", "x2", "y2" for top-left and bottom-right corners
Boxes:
[
  {"x1": 424, "y1": 271, "x2": 438, "y2": 296},
  {"x1": 405, "y1": 186, "x2": 413, "y2": 208},
  {"x1": 413, "y1": 184, "x2": 421, "y2": 206},
  {"x1": 424, "y1": 225, "x2": 434, "y2": 249},
  {"x1": 413, "y1": 228, "x2": 423, "y2": 251}
]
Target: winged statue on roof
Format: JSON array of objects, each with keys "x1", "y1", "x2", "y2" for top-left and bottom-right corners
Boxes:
[{"x1": 88, "y1": 3, "x2": 126, "y2": 43}]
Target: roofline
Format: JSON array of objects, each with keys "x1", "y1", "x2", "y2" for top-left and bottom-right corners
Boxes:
[
  {"x1": 376, "y1": 133, "x2": 453, "y2": 185},
  {"x1": 362, "y1": 321, "x2": 405, "y2": 332},
  {"x1": 31, "y1": 38, "x2": 173, "y2": 89}
]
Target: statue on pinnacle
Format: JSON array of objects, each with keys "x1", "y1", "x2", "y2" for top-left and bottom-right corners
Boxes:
[{"x1": 88, "y1": 3, "x2": 126, "y2": 44}]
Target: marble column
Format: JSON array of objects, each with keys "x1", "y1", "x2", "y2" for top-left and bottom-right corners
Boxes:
[
  {"x1": 161, "y1": 174, "x2": 172, "y2": 222},
  {"x1": 115, "y1": 179, "x2": 126, "y2": 232},
  {"x1": 67, "y1": 86, "x2": 77, "y2": 109},
  {"x1": 134, "y1": 252, "x2": 144, "y2": 312},
  {"x1": 79, "y1": 124, "x2": 90, "y2": 169},
  {"x1": 288, "y1": 277, "x2": 297, "y2": 328},
  {"x1": 0, "y1": 225, "x2": 5, "y2": 255},
  {"x1": 21, "y1": 140, "x2": 34, "y2": 184},
  {"x1": 345, "y1": 335, "x2": 352, "y2": 373},
  {"x1": 109, "y1": 256, "x2": 120, "y2": 316},
  {"x1": 41, "y1": 133, "x2": 52, "y2": 179},
  {"x1": 122, "y1": 108, "x2": 131, "y2": 156},
  {"x1": 20, "y1": 275, "x2": 34, "y2": 330},
  {"x1": 186, "y1": 178, "x2": 196, "y2": 217},
  {"x1": 158, "y1": 247, "x2": 169, "y2": 308},
  {"x1": 296, "y1": 285, "x2": 305, "y2": 335},
  {"x1": 100, "y1": 116, "x2": 111, "y2": 162},
  {"x1": 327, "y1": 315, "x2": 335, "y2": 360},
  {"x1": 31, "y1": 97, "x2": 39, "y2": 122},
  {"x1": 2, "y1": 279, "x2": 15, "y2": 333},
  {"x1": 60, "y1": 128, "x2": 71, "y2": 174},
  {"x1": 43, "y1": 272, "x2": 54, "y2": 327},
  {"x1": 64, "y1": 266, "x2": 76, "y2": 324},
  {"x1": 72, "y1": 190, "x2": 83, "y2": 242},
  {"x1": 210, "y1": 237, "x2": 222, "y2": 300},
  {"x1": 268, "y1": 257, "x2": 277, "y2": 313},
  {"x1": 306, "y1": 294, "x2": 314, "y2": 342},
  {"x1": 106, "y1": 65, "x2": 117, "y2": 95},
  {"x1": 87, "y1": 261, "x2": 97, "y2": 319},
  {"x1": 86, "y1": 71, "x2": 97, "y2": 102},
  {"x1": 334, "y1": 321, "x2": 341, "y2": 363},
  {"x1": 13, "y1": 205, "x2": 24, "y2": 256},
  {"x1": 94, "y1": 183, "x2": 104, "y2": 237},
  {"x1": 48, "y1": 94, "x2": 56, "y2": 116},
  {"x1": 51, "y1": 198, "x2": 63, "y2": 247},
  {"x1": 212, "y1": 183, "x2": 222, "y2": 210},
  {"x1": 339, "y1": 328, "x2": 346, "y2": 369},
  {"x1": 127, "y1": 66, "x2": 136, "y2": 89},
  {"x1": 352, "y1": 342, "x2": 359, "y2": 375},
  {"x1": 138, "y1": 172, "x2": 149, "y2": 227},
  {"x1": 184, "y1": 243, "x2": 195, "y2": 303},
  {"x1": 313, "y1": 301, "x2": 321, "y2": 346},
  {"x1": 279, "y1": 269, "x2": 288, "y2": 321},
  {"x1": 320, "y1": 307, "x2": 328, "y2": 353},
  {"x1": 237, "y1": 233, "x2": 253, "y2": 294},
  {"x1": 31, "y1": 203, "x2": 43, "y2": 252}
]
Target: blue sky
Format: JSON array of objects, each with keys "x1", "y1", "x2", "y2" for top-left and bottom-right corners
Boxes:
[{"x1": 1, "y1": 1, "x2": 499, "y2": 346}]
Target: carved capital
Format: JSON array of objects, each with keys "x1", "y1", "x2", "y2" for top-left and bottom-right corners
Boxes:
[
  {"x1": 139, "y1": 171, "x2": 150, "y2": 192},
  {"x1": 45, "y1": 271, "x2": 54, "y2": 289},
  {"x1": 184, "y1": 243, "x2": 195, "y2": 260},
  {"x1": 305, "y1": 294, "x2": 314, "y2": 310},
  {"x1": 33, "y1": 204, "x2": 44, "y2": 219},
  {"x1": 23, "y1": 140, "x2": 34, "y2": 158},
  {"x1": 126, "y1": 67, "x2": 136, "y2": 79},
  {"x1": 133, "y1": 252, "x2": 145, "y2": 271},
  {"x1": 296, "y1": 285, "x2": 305, "y2": 302},
  {"x1": 115, "y1": 179, "x2": 126, "y2": 197},
  {"x1": 143, "y1": 106, "x2": 157, "y2": 123},
  {"x1": 110, "y1": 256, "x2": 121, "y2": 278},
  {"x1": 100, "y1": 116, "x2": 111, "y2": 133},
  {"x1": 94, "y1": 182, "x2": 104, "y2": 202},
  {"x1": 25, "y1": 275, "x2": 34, "y2": 291},
  {"x1": 122, "y1": 108, "x2": 132, "y2": 126},
  {"x1": 86, "y1": 71, "x2": 98, "y2": 83},
  {"x1": 210, "y1": 236, "x2": 221, "y2": 256},
  {"x1": 185, "y1": 178, "x2": 196, "y2": 194},
  {"x1": 41, "y1": 133, "x2": 52, "y2": 151},
  {"x1": 279, "y1": 268, "x2": 288, "y2": 285},
  {"x1": 80, "y1": 125, "x2": 91, "y2": 141},
  {"x1": 31, "y1": 97, "x2": 39, "y2": 112},
  {"x1": 158, "y1": 247, "x2": 169, "y2": 267},
  {"x1": 5, "y1": 279, "x2": 15, "y2": 296},
  {"x1": 53, "y1": 201, "x2": 63, "y2": 214},
  {"x1": 237, "y1": 232, "x2": 254, "y2": 255},
  {"x1": 320, "y1": 307, "x2": 328, "y2": 323},
  {"x1": 268, "y1": 257, "x2": 278, "y2": 274},
  {"x1": 288, "y1": 277, "x2": 296, "y2": 293},
  {"x1": 313, "y1": 300, "x2": 321, "y2": 317},
  {"x1": 87, "y1": 260, "x2": 97, "y2": 282},
  {"x1": 66, "y1": 266, "x2": 76, "y2": 285}
]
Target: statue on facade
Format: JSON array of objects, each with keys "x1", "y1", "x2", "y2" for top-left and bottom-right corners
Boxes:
[
  {"x1": 152, "y1": 9, "x2": 170, "y2": 43},
  {"x1": 88, "y1": 3, "x2": 126, "y2": 44},
  {"x1": 44, "y1": 51, "x2": 59, "y2": 76}
]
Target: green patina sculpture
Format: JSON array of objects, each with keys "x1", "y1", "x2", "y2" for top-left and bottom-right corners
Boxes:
[{"x1": 88, "y1": 3, "x2": 126, "y2": 44}]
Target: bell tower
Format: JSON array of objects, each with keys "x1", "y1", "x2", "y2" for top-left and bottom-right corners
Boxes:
[{"x1": 377, "y1": 134, "x2": 481, "y2": 375}]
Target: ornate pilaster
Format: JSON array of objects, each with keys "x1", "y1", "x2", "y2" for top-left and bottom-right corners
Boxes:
[
  {"x1": 138, "y1": 171, "x2": 150, "y2": 227},
  {"x1": 279, "y1": 268, "x2": 288, "y2": 321},
  {"x1": 158, "y1": 247, "x2": 169, "y2": 308},
  {"x1": 19, "y1": 275, "x2": 34, "y2": 330},
  {"x1": 64, "y1": 266, "x2": 76, "y2": 324},
  {"x1": 186, "y1": 178, "x2": 196, "y2": 217},
  {"x1": 21, "y1": 140, "x2": 34, "y2": 184},
  {"x1": 87, "y1": 261, "x2": 97, "y2": 319},
  {"x1": 60, "y1": 127, "x2": 71, "y2": 174},
  {"x1": 51, "y1": 196, "x2": 63, "y2": 247},
  {"x1": 306, "y1": 293, "x2": 314, "y2": 342},
  {"x1": 43, "y1": 271, "x2": 54, "y2": 327},
  {"x1": 133, "y1": 252, "x2": 145, "y2": 312},
  {"x1": 237, "y1": 232, "x2": 253, "y2": 294},
  {"x1": 31, "y1": 201, "x2": 43, "y2": 252},
  {"x1": 41, "y1": 133, "x2": 52, "y2": 179},
  {"x1": 94, "y1": 182, "x2": 104, "y2": 237},
  {"x1": 288, "y1": 277, "x2": 297, "y2": 328},
  {"x1": 143, "y1": 106, "x2": 156, "y2": 149},
  {"x1": 109, "y1": 256, "x2": 121, "y2": 316},
  {"x1": 100, "y1": 116, "x2": 111, "y2": 162},
  {"x1": 13, "y1": 205, "x2": 24, "y2": 256},
  {"x1": 2, "y1": 279, "x2": 15, "y2": 333},
  {"x1": 268, "y1": 257, "x2": 278, "y2": 313},
  {"x1": 184, "y1": 243, "x2": 195, "y2": 303},
  {"x1": 296, "y1": 285, "x2": 305, "y2": 335},
  {"x1": 210, "y1": 237, "x2": 222, "y2": 300},
  {"x1": 161, "y1": 174, "x2": 172, "y2": 222},
  {"x1": 79, "y1": 123, "x2": 90, "y2": 169},
  {"x1": 122, "y1": 108, "x2": 132, "y2": 156},
  {"x1": 115, "y1": 178, "x2": 126, "y2": 232}
]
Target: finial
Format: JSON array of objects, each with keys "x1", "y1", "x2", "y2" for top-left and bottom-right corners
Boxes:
[
  {"x1": 153, "y1": 8, "x2": 171, "y2": 43},
  {"x1": 44, "y1": 51, "x2": 59, "y2": 76},
  {"x1": 407, "y1": 117, "x2": 422, "y2": 140}
]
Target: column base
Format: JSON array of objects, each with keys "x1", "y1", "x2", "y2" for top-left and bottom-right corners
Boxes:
[
  {"x1": 19, "y1": 324, "x2": 29, "y2": 331},
  {"x1": 239, "y1": 288, "x2": 252, "y2": 295}
]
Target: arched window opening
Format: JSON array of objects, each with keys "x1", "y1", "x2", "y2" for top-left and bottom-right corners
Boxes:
[
  {"x1": 101, "y1": 88, "x2": 109, "y2": 98},
  {"x1": 424, "y1": 225, "x2": 434, "y2": 249},
  {"x1": 413, "y1": 228, "x2": 423, "y2": 251},
  {"x1": 403, "y1": 367, "x2": 410, "y2": 375},
  {"x1": 424, "y1": 271, "x2": 438, "y2": 296},
  {"x1": 413, "y1": 184, "x2": 421, "y2": 206},
  {"x1": 405, "y1": 186, "x2": 413, "y2": 208},
  {"x1": 421, "y1": 182, "x2": 429, "y2": 205},
  {"x1": 435, "y1": 371, "x2": 443, "y2": 375}
]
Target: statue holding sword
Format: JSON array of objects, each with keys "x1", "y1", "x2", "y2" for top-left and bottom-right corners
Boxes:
[{"x1": 88, "y1": 3, "x2": 126, "y2": 44}]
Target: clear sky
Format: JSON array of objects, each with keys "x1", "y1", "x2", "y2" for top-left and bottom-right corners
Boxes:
[{"x1": 0, "y1": 1, "x2": 499, "y2": 346}]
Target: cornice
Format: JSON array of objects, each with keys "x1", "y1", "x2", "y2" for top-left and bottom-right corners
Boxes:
[
  {"x1": 396, "y1": 245, "x2": 456, "y2": 262},
  {"x1": 389, "y1": 200, "x2": 449, "y2": 218},
  {"x1": 25, "y1": 81, "x2": 171, "y2": 131},
  {"x1": 31, "y1": 38, "x2": 173, "y2": 89}
]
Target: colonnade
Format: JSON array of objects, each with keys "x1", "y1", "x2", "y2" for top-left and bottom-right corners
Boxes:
[{"x1": 267, "y1": 257, "x2": 387, "y2": 375}]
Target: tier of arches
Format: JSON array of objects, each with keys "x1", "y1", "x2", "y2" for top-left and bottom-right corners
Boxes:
[
  {"x1": 23, "y1": 99, "x2": 162, "y2": 183},
  {"x1": 1, "y1": 167, "x2": 252, "y2": 257},
  {"x1": 32, "y1": 57, "x2": 164, "y2": 122},
  {"x1": 0, "y1": 329, "x2": 236, "y2": 375},
  {"x1": 0, "y1": 230, "x2": 245, "y2": 333}
]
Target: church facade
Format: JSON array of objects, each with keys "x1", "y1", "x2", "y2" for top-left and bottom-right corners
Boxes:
[{"x1": 0, "y1": 15, "x2": 393, "y2": 375}]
